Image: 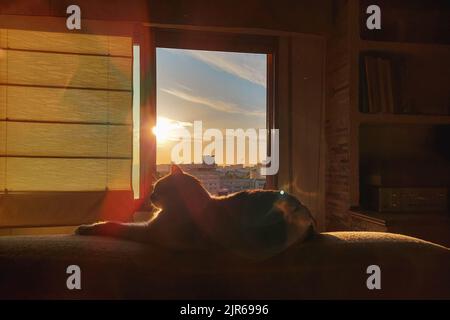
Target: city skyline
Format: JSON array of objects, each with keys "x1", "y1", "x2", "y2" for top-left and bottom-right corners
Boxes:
[
  {"x1": 156, "y1": 161, "x2": 266, "y2": 195},
  {"x1": 155, "y1": 48, "x2": 267, "y2": 165}
]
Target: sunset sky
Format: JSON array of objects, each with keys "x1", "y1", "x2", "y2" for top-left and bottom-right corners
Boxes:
[{"x1": 155, "y1": 48, "x2": 267, "y2": 164}]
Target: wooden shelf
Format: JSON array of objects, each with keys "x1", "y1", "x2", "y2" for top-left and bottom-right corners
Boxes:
[
  {"x1": 350, "y1": 208, "x2": 450, "y2": 225},
  {"x1": 326, "y1": 0, "x2": 450, "y2": 239},
  {"x1": 350, "y1": 208, "x2": 450, "y2": 247},
  {"x1": 357, "y1": 113, "x2": 450, "y2": 125},
  {"x1": 350, "y1": 209, "x2": 386, "y2": 225},
  {"x1": 358, "y1": 39, "x2": 450, "y2": 53}
]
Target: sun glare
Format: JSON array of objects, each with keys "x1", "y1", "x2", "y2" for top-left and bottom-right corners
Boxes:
[{"x1": 152, "y1": 116, "x2": 188, "y2": 144}]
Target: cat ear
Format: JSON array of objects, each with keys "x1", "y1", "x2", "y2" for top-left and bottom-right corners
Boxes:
[{"x1": 170, "y1": 164, "x2": 183, "y2": 175}]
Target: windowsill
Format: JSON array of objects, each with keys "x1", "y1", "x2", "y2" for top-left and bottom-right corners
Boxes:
[{"x1": 0, "y1": 225, "x2": 78, "y2": 236}]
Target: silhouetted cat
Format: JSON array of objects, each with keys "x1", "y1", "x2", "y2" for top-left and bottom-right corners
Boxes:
[{"x1": 76, "y1": 164, "x2": 316, "y2": 259}]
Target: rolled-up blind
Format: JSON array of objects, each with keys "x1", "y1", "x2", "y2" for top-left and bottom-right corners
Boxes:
[{"x1": 0, "y1": 29, "x2": 133, "y2": 193}]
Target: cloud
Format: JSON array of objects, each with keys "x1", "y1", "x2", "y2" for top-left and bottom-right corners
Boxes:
[
  {"x1": 161, "y1": 88, "x2": 265, "y2": 117},
  {"x1": 158, "y1": 116, "x2": 193, "y2": 128},
  {"x1": 180, "y1": 50, "x2": 266, "y2": 87},
  {"x1": 153, "y1": 116, "x2": 193, "y2": 144}
]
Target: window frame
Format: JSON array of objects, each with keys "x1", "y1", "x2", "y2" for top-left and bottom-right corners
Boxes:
[
  {"x1": 0, "y1": 20, "x2": 281, "y2": 228},
  {"x1": 143, "y1": 27, "x2": 278, "y2": 194}
]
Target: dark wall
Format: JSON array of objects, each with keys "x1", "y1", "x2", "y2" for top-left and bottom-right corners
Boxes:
[
  {"x1": 359, "y1": 0, "x2": 450, "y2": 44},
  {"x1": 0, "y1": 0, "x2": 331, "y2": 34}
]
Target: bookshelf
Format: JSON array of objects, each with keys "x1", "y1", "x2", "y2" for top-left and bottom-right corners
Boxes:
[
  {"x1": 359, "y1": 39, "x2": 450, "y2": 53},
  {"x1": 349, "y1": 0, "x2": 450, "y2": 204},
  {"x1": 358, "y1": 45, "x2": 450, "y2": 115},
  {"x1": 325, "y1": 1, "x2": 450, "y2": 245},
  {"x1": 358, "y1": 113, "x2": 450, "y2": 125}
]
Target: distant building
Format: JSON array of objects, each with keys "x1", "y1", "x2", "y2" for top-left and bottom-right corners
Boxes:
[
  {"x1": 179, "y1": 157, "x2": 221, "y2": 194},
  {"x1": 193, "y1": 172, "x2": 222, "y2": 194},
  {"x1": 220, "y1": 178, "x2": 253, "y2": 193},
  {"x1": 254, "y1": 179, "x2": 266, "y2": 189},
  {"x1": 156, "y1": 164, "x2": 170, "y2": 178},
  {"x1": 156, "y1": 158, "x2": 266, "y2": 195}
]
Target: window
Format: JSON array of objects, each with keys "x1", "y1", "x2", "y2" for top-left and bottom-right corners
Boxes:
[
  {"x1": 155, "y1": 45, "x2": 270, "y2": 195},
  {"x1": 0, "y1": 28, "x2": 135, "y2": 227},
  {"x1": 0, "y1": 29, "x2": 133, "y2": 192}
]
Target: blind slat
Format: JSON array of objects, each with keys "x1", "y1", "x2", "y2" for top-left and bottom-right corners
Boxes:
[
  {"x1": 7, "y1": 51, "x2": 132, "y2": 90},
  {"x1": 108, "y1": 159, "x2": 132, "y2": 190},
  {"x1": 109, "y1": 57, "x2": 132, "y2": 90},
  {"x1": 0, "y1": 86, "x2": 5, "y2": 119},
  {"x1": 0, "y1": 156, "x2": 4, "y2": 190},
  {"x1": 3, "y1": 29, "x2": 132, "y2": 57},
  {"x1": 8, "y1": 50, "x2": 108, "y2": 88},
  {"x1": 0, "y1": 86, "x2": 131, "y2": 124},
  {"x1": 6, "y1": 157, "x2": 107, "y2": 191},
  {"x1": 0, "y1": 29, "x2": 6, "y2": 48},
  {"x1": 0, "y1": 52, "x2": 6, "y2": 83},
  {"x1": 6, "y1": 122, "x2": 107, "y2": 157},
  {"x1": 2, "y1": 122, "x2": 131, "y2": 158},
  {"x1": 109, "y1": 37, "x2": 133, "y2": 57},
  {"x1": 3, "y1": 157, "x2": 131, "y2": 191},
  {"x1": 108, "y1": 125, "x2": 132, "y2": 158},
  {"x1": 108, "y1": 91, "x2": 132, "y2": 124},
  {"x1": 0, "y1": 121, "x2": 5, "y2": 153}
]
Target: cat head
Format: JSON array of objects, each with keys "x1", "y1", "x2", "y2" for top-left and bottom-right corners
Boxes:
[{"x1": 150, "y1": 164, "x2": 211, "y2": 211}]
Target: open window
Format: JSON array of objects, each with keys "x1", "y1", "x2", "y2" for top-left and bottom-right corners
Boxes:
[
  {"x1": 152, "y1": 29, "x2": 277, "y2": 195},
  {"x1": 0, "y1": 25, "x2": 280, "y2": 230}
]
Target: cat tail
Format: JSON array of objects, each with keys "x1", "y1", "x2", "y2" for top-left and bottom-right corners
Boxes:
[
  {"x1": 291, "y1": 201, "x2": 318, "y2": 242},
  {"x1": 75, "y1": 221, "x2": 151, "y2": 242}
]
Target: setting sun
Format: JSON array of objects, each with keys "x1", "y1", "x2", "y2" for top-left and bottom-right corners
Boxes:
[{"x1": 152, "y1": 116, "x2": 191, "y2": 144}]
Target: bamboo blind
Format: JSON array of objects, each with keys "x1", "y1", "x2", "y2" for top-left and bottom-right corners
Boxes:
[{"x1": 0, "y1": 29, "x2": 133, "y2": 192}]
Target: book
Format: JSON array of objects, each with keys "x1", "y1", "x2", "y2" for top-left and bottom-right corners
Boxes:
[
  {"x1": 378, "y1": 58, "x2": 395, "y2": 114},
  {"x1": 377, "y1": 58, "x2": 387, "y2": 113},
  {"x1": 361, "y1": 55, "x2": 395, "y2": 114},
  {"x1": 365, "y1": 56, "x2": 379, "y2": 113},
  {"x1": 383, "y1": 59, "x2": 395, "y2": 113},
  {"x1": 359, "y1": 57, "x2": 369, "y2": 113}
]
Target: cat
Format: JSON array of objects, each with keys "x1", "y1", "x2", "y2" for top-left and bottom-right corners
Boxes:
[{"x1": 76, "y1": 164, "x2": 316, "y2": 259}]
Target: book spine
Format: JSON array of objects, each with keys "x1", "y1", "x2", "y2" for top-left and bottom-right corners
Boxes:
[
  {"x1": 384, "y1": 59, "x2": 395, "y2": 114},
  {"x1": 360, "y1": 56, "x2": 369, "y2": 113},
  {"x1": 378, "y1": 58, "x2": 387, "y2": 113},
  {"x1": 365, "y1": 57, "x2": 375, "y2": 113}
]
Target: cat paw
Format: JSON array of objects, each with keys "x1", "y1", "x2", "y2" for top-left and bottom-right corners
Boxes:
[{"x1": 75, "y1": 224, "x2": 94, "y2": 235}]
